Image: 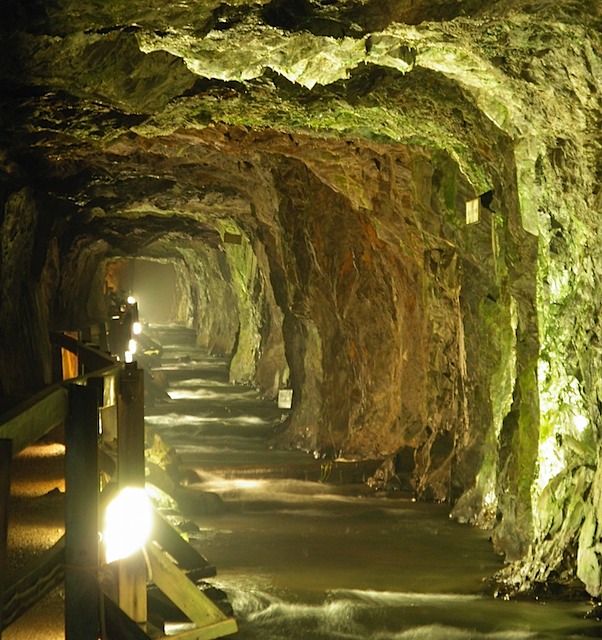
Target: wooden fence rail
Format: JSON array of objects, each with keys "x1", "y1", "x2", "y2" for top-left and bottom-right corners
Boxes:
[
  {"x1": 1, "y1": 537, "x2": 65, "y2": 630},
  {"x1": 0, "y1": 387, "x2": 67, "y2": 458},
  {"x1": 0, "y1": 329, "x2": 238, "y2": 640}
]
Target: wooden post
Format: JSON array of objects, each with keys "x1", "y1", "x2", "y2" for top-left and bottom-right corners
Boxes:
[
  {"x1": 100, "y1": 371, "x2": 118, "y2": 446},
  {"x1": 0, "y1": 439, "x2": 12, "y2": 639},
  {"x1": 51, "y1": 343, "x2": 63, "y2": 384},
  {"x1": 98, "y1": 321, "x2": 110, "y2": 353},
  {"x1": 117, "y1": 363, "x2": 147, "y2": 628},
  {"x1": 65, "y1": 384, "x2": 100, "y2": 640},
  {"x1": 118, "y1": 364, "x2": 145, "y2": 487}
]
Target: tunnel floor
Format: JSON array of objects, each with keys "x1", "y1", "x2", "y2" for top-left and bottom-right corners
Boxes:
[{"x1": 144, "y1": 325, "x2": 600, "y2": 640}]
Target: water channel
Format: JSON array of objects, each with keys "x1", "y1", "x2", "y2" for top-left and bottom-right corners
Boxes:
[{"x1": 144, "y1": 326, "x2": 600, "y2": 640}]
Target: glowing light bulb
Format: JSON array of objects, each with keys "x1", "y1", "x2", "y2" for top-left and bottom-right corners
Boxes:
[{"x1": 103, "y1": 487, "x2": 152, "y2": 563}]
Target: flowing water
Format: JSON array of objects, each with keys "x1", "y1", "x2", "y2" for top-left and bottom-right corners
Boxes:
[{"x1": 144, "y1": 326, "x2": 600, "y2": 640}]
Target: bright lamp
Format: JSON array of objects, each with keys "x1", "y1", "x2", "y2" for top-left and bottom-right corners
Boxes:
[{"x1": 103, "y1": 487, "x2": 152, "y2": 564}]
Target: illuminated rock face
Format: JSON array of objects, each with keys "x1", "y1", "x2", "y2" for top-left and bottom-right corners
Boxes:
[{"x1": 1, "y1": 0, "x2": 602, "y2": 598}]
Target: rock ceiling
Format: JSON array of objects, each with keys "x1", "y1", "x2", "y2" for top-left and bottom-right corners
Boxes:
[{"x1": 2, "y1": 0, "x2": 600, "y2": 233}]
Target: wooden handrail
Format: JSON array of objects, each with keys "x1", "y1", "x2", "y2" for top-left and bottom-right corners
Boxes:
[
  {"x1": 0, "y1": 385, "x2": 67, "y2": 458},
  {"x1": 50, "y1": 331, "x2": 115, "y2": 371},
  {"x1": 1, "y1": 537, "x2": 65, "y2": 631},
  {"x1": 1, "y1": 329, "x2": 238, "y2": 640},
  {"x1": 0, "y1": 333, "x2": 121, "y2": 458}
]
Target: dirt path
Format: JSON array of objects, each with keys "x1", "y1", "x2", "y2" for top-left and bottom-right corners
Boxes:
[{"x1": 4, "y1": 442, "x2": 65, "y2": 639}]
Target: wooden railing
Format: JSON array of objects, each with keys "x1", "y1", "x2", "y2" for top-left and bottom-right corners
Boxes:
[{"x1": 0, "y1": 330, "x2": 237, "y2": 640}]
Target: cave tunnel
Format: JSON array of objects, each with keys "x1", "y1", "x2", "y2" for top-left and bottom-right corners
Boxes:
[{"x1": 1, "y1": 0, "x2": 602, "y2": 636}]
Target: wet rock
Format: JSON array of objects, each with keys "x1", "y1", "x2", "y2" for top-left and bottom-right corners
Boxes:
[
  {"x1": 172, "y1": 487, "x2": 225, "y2": 516},
  {"x1": 367, "y1": 457, "x2": 400, "y2": 491},
  {"x1": 585, "y1": 601, "x2": 602, "y2": 620}
]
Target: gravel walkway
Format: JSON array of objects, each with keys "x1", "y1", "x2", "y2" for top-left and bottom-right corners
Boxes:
[{"x1": 4, "y1": 442, "x2": 65, "y2": 640}]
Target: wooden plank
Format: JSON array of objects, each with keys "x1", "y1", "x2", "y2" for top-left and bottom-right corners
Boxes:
[
  {"x1": 117, "y1": 364, "x2": 147, "y2": 627},
  {"x1": 65, "y1": 383, "x2": 100, "y2": 640},
  {"x1": 146, "y1": 543, "x2": 236, "y2": 633},
  {"x1": 102, "y1": 594, "x2": 153, "y2": 640},
  {"x1": 119, "y1": 554, "x2": 147, "y2": 630},
  {"x1": 118, "y1": 364, "x2": 145, "y2": 487},
  {"x1": 100, "y1": 368, "x2": 121, "y2": 443},
  {"x1": 0, "y1": 439, "x2": 12, "y2": 638},
  {"x1": 61, "y1": 347, "x2": 79, "y2": 380},
  {"x1": 97, "y1": 322, "x2": 110, "y2": 353},
  {"x1": 1, "y1": 537, "x2": 65, "y2": 631},
  {"x1": 168, "y1": 618, "x2": 238, "y2": 640},
  {"x1": 100, "y1": 403, "x2": 118, "y2": 445},
  {"x1": 51, "y1": 332, "x2": 115, "y2": 372},
  {"x1": 152, "y1": 512, "x2": 216, "y2": 576},
  {"x1": 0, "y1": 386, "x2": 67, "y2": 457}
]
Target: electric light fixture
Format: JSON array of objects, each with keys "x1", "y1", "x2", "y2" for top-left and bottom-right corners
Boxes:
[{"x1": 103, "y1": 487, "x2": 152, "y2": 564}]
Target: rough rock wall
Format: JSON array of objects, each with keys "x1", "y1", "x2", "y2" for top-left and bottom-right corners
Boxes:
[
  {"x1": 0, "y1": 188, "x2": 55, "y2": 396},
  {"x1": 494, "y1": 33, "x2": 602, "y2": 595},
  {"x1": 217, "y1": 133, "x2": 520, "y2": 511},
  {"x1": 178, "y1": 245, "x2": 240, "y2": 356}
]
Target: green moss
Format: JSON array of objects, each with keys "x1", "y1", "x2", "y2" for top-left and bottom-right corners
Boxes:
[
  {"x1": 133, "y1": 89, "x2": 491, "y2": 194},
  {"x1": 442, "y1": 164, "x2": 458, "y2": 213},
  {"x1": 224, "y1": 232, "x2": 263, "y2": 384},
  {"x1": 516, "y1": 359, "x2": 540, "y2": 502},
  {"x1": 459, "y1": 292, "x2": 516, "y2": 524},
  {"x1": 485, "y1": 294, "x2": 517, "y2": 438}
]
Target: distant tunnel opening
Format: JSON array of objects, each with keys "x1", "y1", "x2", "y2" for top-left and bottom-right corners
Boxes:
[
  {"x1": 128, "y1": 259, "x2": 178, "y2": 325},
  {"x1": 102, "y1": 258, "x2": 180, "y2": 325}
]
